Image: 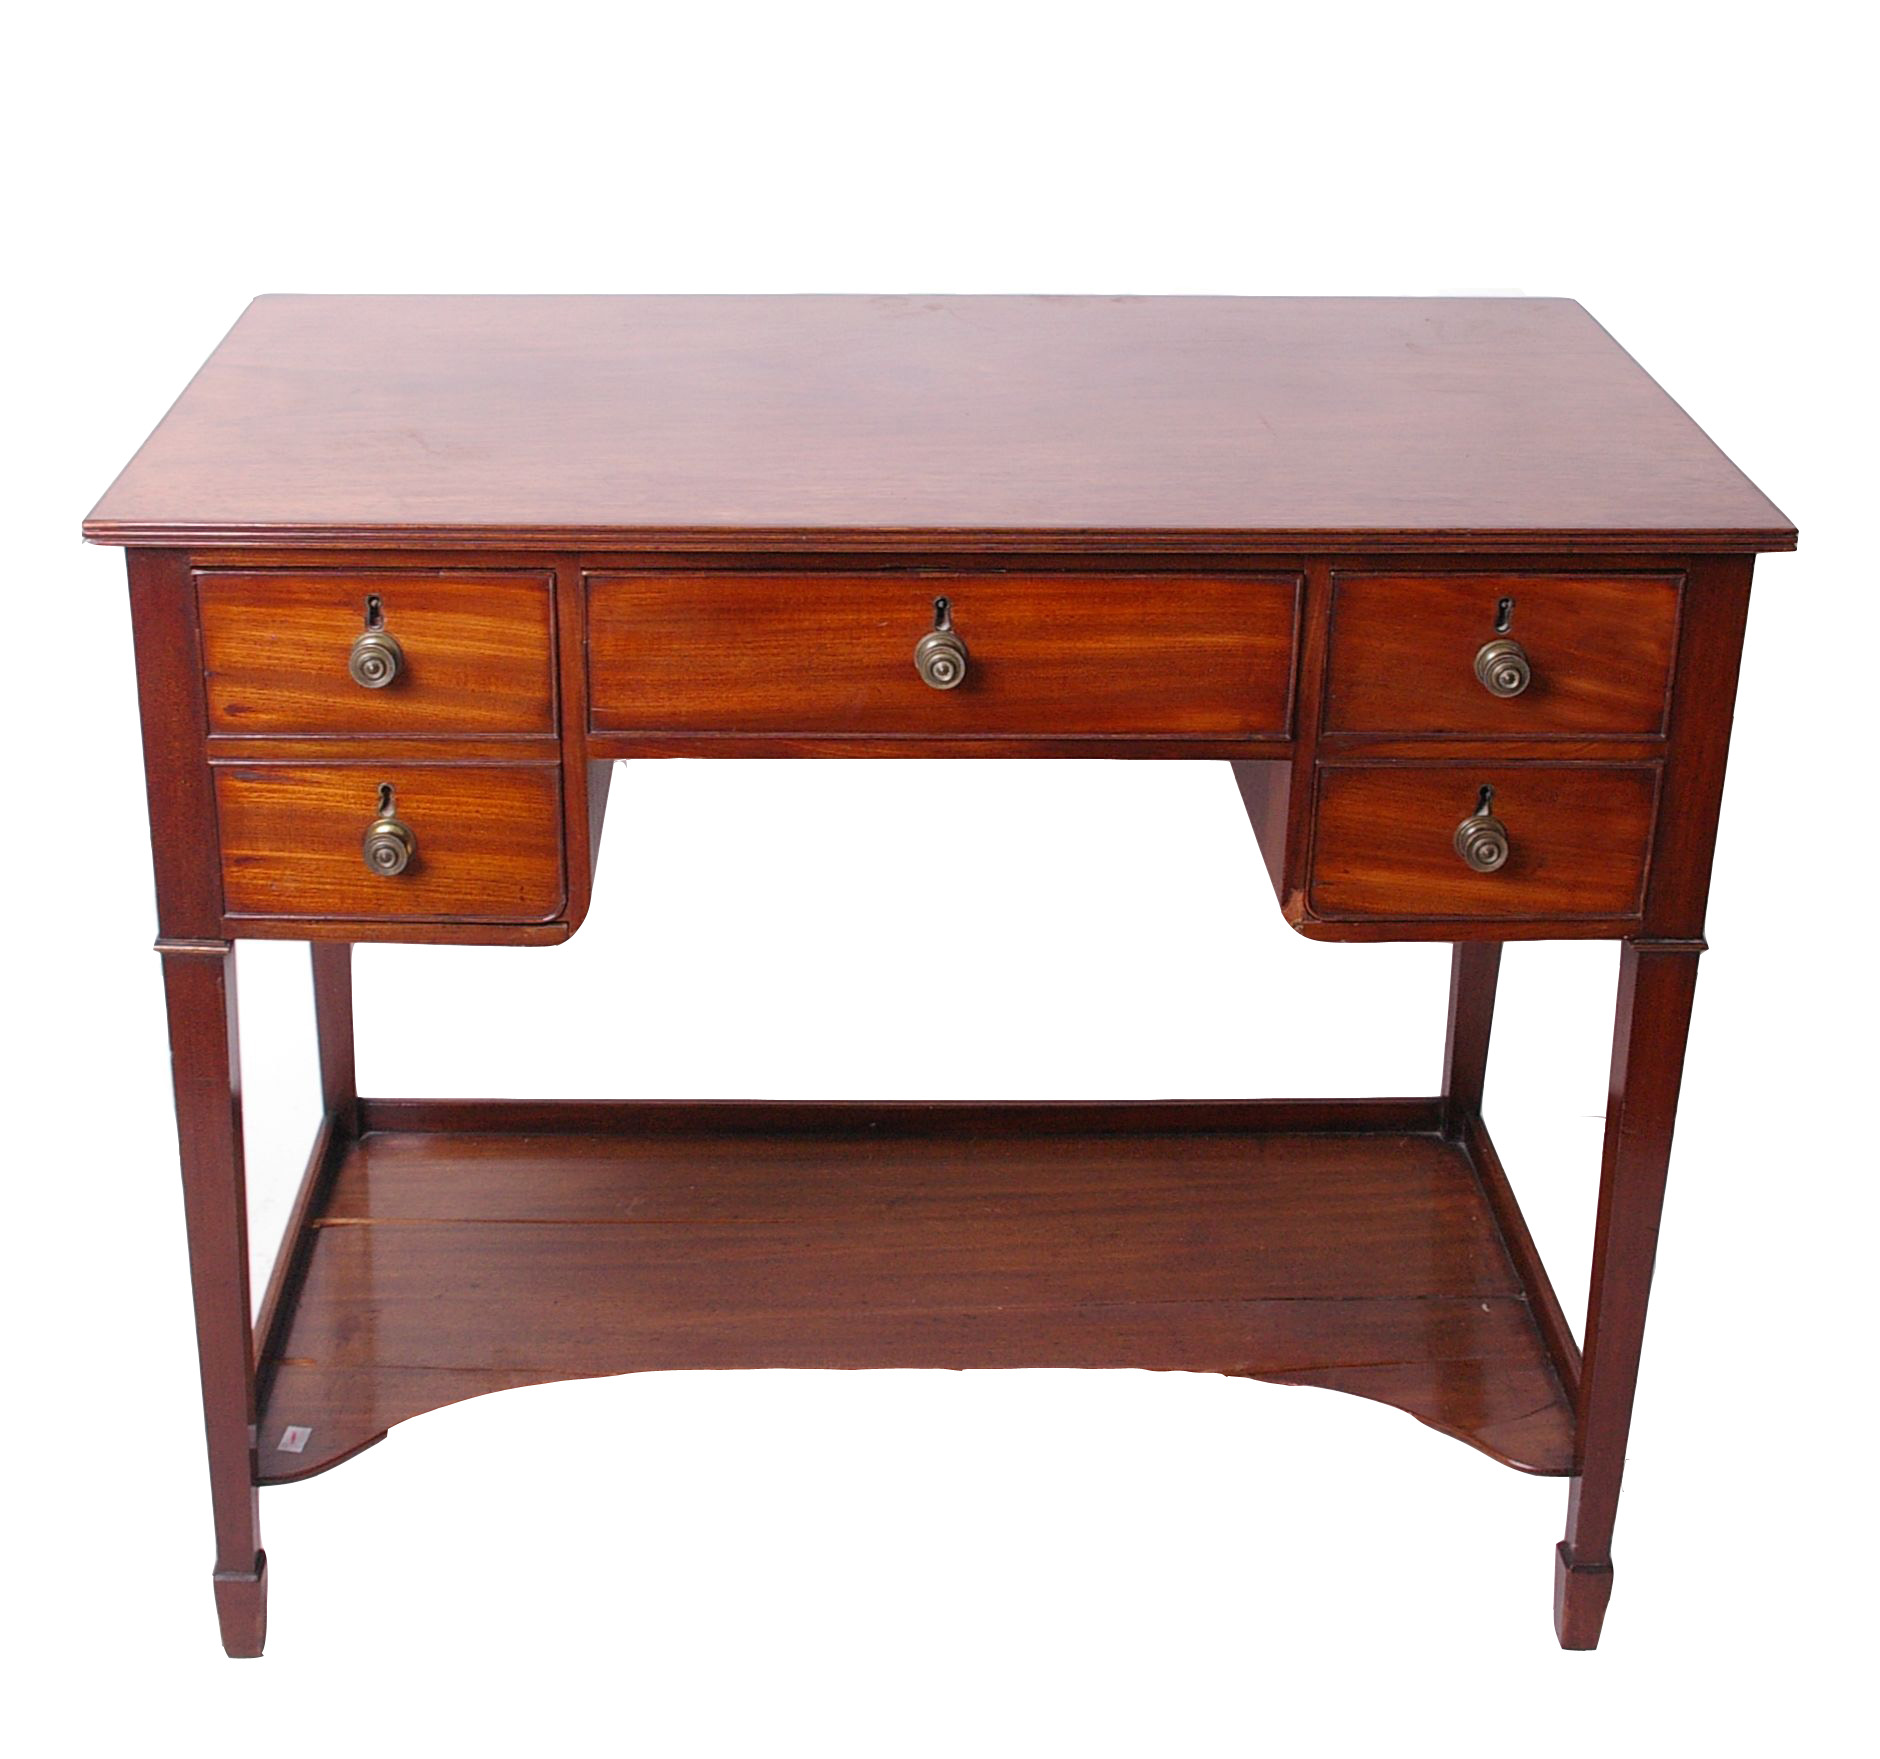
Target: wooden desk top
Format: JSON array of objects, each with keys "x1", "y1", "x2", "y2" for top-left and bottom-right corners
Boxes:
[{"x1": 85, "y1": 295, "x2": 1793, "y2": 555}]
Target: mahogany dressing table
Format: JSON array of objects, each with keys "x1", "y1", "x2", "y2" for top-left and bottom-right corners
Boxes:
[{"x1": 84, "y1": 296, "x2": 1794, "y2": 1655}]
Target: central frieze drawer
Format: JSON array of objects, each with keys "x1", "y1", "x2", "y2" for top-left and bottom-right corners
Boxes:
[{"x1": 587, "y1": 572, "x2": 1302, "y2": 737}]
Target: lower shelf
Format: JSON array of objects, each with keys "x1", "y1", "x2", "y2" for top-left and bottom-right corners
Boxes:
[{"x1": 255, "y1": 1098, "x2": 1578, "y2": 1483}]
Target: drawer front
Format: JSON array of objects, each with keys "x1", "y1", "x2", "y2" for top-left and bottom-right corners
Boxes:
[
  {"x1": 1308, "y1": 763, "x2": 1658, "y2": 921},
  {"x1": 198, "y1": 571, "x2": 556, "y2": 734},
  {"x1": 587, "y1": 572, "x2": 1301, "y2": 737},
  {"x1": 1323, "y1": 573, "x2": 1681, "y2": 736},
  {"x1": 217, "y1": 764, "x2": 565, "y2": 921}
]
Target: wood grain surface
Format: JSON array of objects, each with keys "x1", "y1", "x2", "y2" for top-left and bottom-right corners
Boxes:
[
  {"x1": 254, "y1": 1102, "x2": 1575, "y2": 1482},
  {"x1": 83, "y1": 297, "x2": 1794, "y2": 551},
  {"x1": 198, "y1": 569, "x2": 555, "y2": 734},
  {"x1": 215, "y1": 763, "x2": 565, "y2": 922},
  {"x1": 1323, "y1": 572, "x2": 1682, "y2": 736},
  {"x1": 101, "y1": 293, "x2": 1789, "y2": 1653},
  {"x1": 587, "y1": 570, "x2": 1300, "y2": 737},
  {"x1": 1308, "y1": 762, "x2": 1659, "y2": 921}
]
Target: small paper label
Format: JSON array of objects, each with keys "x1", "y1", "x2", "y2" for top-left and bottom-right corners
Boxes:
[{"x1": 277, "y1": 1425, "x2": 313, "y2": 1454}]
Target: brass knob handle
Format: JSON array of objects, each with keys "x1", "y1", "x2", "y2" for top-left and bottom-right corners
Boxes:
[
  {"x1": 914, "y1": 628, "x2": 968, "y2": 690},
  {"x1": 1474, "y1": 637, "x2": 1531, "y2": 699},
  {"x1": 349, "y1": 629, "x2": 405, "y2": 689},
  {"x1": 914, "y1": 597, "x2": 968, "y2": 690},
  {"x1": 1453, "y1": 803, "x2": 1511, "y2": 873},
  {"x1": 362, "y1": 801, "x2": 416, "y2": 876}
]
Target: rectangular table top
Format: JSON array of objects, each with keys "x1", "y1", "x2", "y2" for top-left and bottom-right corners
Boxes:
[{"x1": 84, "y1": 295, "x2": 1794, "y2": 554}]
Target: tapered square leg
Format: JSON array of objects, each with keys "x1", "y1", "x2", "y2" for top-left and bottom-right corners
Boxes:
[
  {"x1": 1555, "y1": 940, "x2": 1701, "y2": 1650},
  {"x1": 161, "y1": 942, "x2": 266, "y2": 1657}
]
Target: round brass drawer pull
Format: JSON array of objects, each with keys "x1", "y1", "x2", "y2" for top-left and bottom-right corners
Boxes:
[
  {"x1": 363, "y1": 815, "x2": 415, "y2": 875},
  {"x1": 914, "y1": 597, "x2": 968, "y2": 690},
  {"x1": 1473, "y1": 637, "x2": 1531, "y2": 699},
  {"x1": 1454, "y1": 802, "x2": 1511, "y2": 873},
  {"x1": 349, "y1": 628, "x2": 405, "y2": 689},
  {"x1": 362, "y1": 786, "x2": 416, "y2": 876},
  {"x1": 915, "y1": 628, "x2": 967, "y2": 689}
]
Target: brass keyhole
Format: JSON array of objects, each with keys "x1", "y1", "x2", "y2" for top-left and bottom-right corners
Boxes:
[
  {"x1": 1474, "y1": 594, "x2": 1531, "y2": 699},
  {"x1": 362, "y1": 782, "x2": 416, "y2": 875},
  {"x1": 1454, "y1": 784, "x2": 1511, "y2": 873},
  {"x1": 914, "y1": 596, "x2": 969, "y2": 689},
  {"x1": 349, "y1": 597, "x2": 405, "y2": 689}
]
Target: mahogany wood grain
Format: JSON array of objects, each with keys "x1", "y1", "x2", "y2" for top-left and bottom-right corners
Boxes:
[
  {"x1": 250, "y1": 1109, "x2": 349, "y2": 1411},
  {"x1": 309, "y1": 943, "x2": 356, "y2": 1129},
  {"x1": 98, "y1": 297, "x2": 1791, "y2": 1653},
  {"x1": 204, "y1": 733, "x2": 562, "y2": 763},
  {"x1": 1557, "y1": 941, "x2": 1702, "y2": 1648},
  {"x1": 1230, "y1": 759, "x2": 1290, "y2": 895},
  {"x1": 1308, "y1": 763, "x2": 1660, "y2": 922},
  {"x1": 585, "y1": 760, "x2": 614, "y2": 883},
  {"x1": 196, "y1": 569, "x2": 555, "y2": 735},
  {"x1": 215, "y1": 763, "x2": 565, "y2": 923},
  {"x1": 1275, "y1": 562, "x2": 1337, "y2": 892},
  {"x1": 229, "y1": 917, "x2": 573, "y2": 948},
  {"x1": 254, "y1": 1103, "x2": 1575, "y2": 1483},
  {"x1": 1550, "y1": 565, "x2": 1756, "y2": 1649},
  {"x1": 1437, "y1": 943, "x2": 1583, "y2": 1403},
  {"x1": 588, "y1": 730, "x2": 1286, "y2": 761},
  {"x1": 127, "y1": 550, "x2": 223, "y2": 935},
  {"x1": 82, "y1": 298, "x2": 1794, "y2": 553},
  {"x1": 1459, "y1": 1110, "x2": 1582, "y2": 1398},
  {"x1": 192, "y1": 544, "x2": 1324, "y2": 579},
  {"x1": 1441, "y1": 941, "x2": 1502, "y2": 1134},
  {"x1": 1324, "y1": 573, "x2": 1682, "y2": 737},
  {"x1": 1640, "y1": 558, "x2": 1756, "y2": 939},
  {"x1": 356, "y1": 1095, "x2": 1450, "y2": 1135},
  {"x1": 1315, "y1": 734, "x2": 1666, "y2": 763},
  {"x1": 159, "y1": 944, "x2": 265, "y2": 1658},
  {"x1": 1283, "y1": 915, "x2": 1644, "y2": 946},
  {"x1": 552, "y1": 560, "x2": 610, "y2": 938},
  {"x1": 130, "y1": 556, "x2": 267, "y2": 1653},
  {"x1": 586, "y1": 571, "x2": 1300, "y2": 739}
]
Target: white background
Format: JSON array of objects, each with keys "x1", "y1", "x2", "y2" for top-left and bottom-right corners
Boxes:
[{"x1": 6, "y1": 2, "x2": 1873, "y2": 1751}]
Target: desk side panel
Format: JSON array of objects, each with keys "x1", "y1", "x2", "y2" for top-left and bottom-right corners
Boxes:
[{"x1": 127, "y1": 548, "x2": 223, "y2": 938}]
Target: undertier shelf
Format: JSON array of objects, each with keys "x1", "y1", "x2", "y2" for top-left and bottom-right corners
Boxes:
[{"x1": 256, "y1": 1099, "x2": 1578, "y2": 1482}]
